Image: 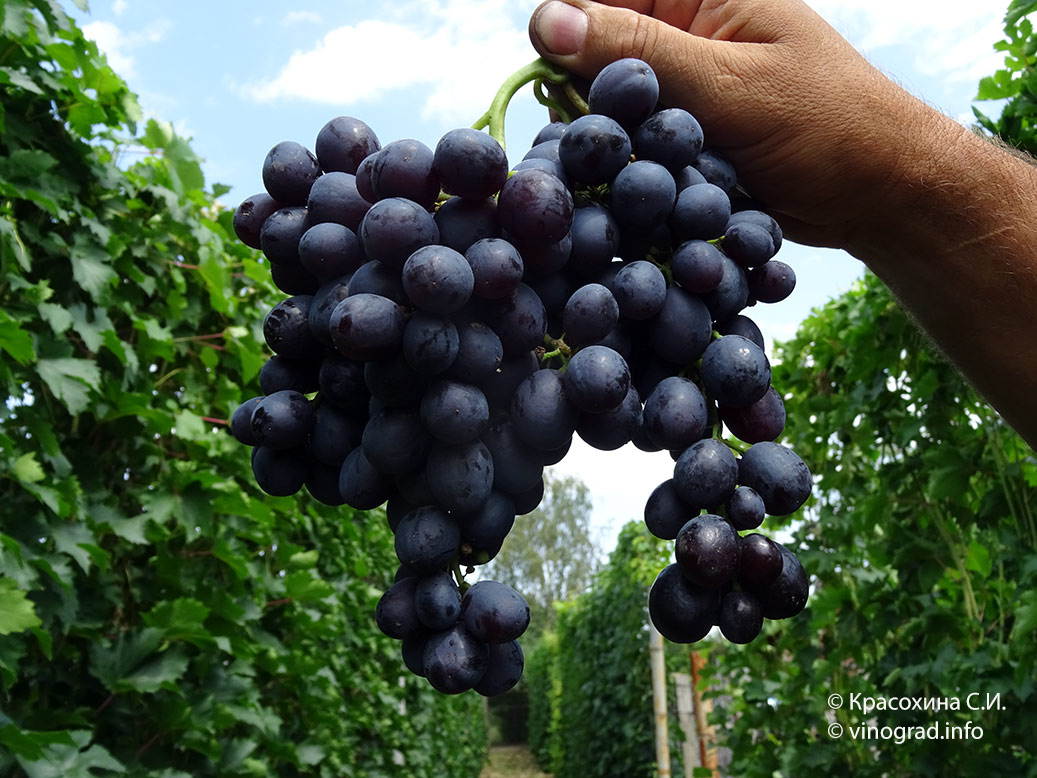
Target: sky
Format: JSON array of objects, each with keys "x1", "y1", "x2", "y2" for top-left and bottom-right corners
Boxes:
[{"x1": 71, "y1": 0, "x2": 1009, "y2": 555}]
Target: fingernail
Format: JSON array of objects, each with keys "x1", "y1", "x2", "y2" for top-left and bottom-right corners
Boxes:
[{"x1": 534, "y1": 1, "x2": 588, "y2": 56}]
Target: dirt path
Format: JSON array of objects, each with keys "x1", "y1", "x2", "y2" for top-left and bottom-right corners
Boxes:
[{"x1": 480, "y1": 744, "x2": 551, "y2": 778}]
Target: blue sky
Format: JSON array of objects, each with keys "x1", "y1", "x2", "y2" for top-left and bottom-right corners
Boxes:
[{"x1": 72, "y1": 0, "x2": 1010, "y2": 551}]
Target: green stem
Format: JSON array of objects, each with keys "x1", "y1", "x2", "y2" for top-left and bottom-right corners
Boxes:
[
  {"x1": 471, "y1": 58, "x2": 571, "y2": 151},
  {"x1": 533, "y1": 79, "x2": 574, "y2": 123},
  {"x1": 561, "y1": 79, "x2": 590, "y2": 116}
]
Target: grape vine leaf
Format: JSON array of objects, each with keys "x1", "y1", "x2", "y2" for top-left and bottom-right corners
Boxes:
[{"x1": 0, "y1": 579, "x2": 42, "y2": 635}]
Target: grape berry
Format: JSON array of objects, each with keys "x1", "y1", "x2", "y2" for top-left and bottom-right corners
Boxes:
[{"x1": 229, "y1": 56, "x2": 812, "y2": 697}]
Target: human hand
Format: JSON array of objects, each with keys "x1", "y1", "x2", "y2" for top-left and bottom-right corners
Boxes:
[{"x1": 527, "y1": 0, "x2": 958, "y2": 250}]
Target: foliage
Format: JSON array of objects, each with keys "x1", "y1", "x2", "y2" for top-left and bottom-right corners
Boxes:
[
  {"x1": 0, "y1": 2, "x2": 485, "y2": 775},
  {"x1": 524, "y1": 521, "x2": 690, "y2": 778},
  {"x1": 974, "y1": 0, "x2": 1037, "y2": 153},
  {"x1": 701, "y1": 271, "x2": 1037, "y2": 776},
  {"x1": 483, "y1": 471, "x2": 600, "y2": 643}
]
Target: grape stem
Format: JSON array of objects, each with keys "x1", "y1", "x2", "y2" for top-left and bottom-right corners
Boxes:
[{"x1": 472, "y1": 58, "x2": 571, "y2": 151}]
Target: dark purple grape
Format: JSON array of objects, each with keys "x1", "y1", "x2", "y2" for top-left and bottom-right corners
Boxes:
[
  {"x1": 338, "y1": 447, "x2": 393, "y2": 510},
  {"x1": 576, "y1": 384, "x2": 641, "y2": 451},
  {"x1": 306, "y1": 171, "x2": 372, "y2": 231},
  {"x1": 674, "y1": 165, "x2": 707, "y2": 191},
  {"x1": 474, "y1": 640, "x2": 524, "y2": 697},
  {"x1": 362, "y1": 408, "x2": 430, "y2": 476},
  {"x1": 613, "y1": 260, "x2": 667, "y2": 320},
  {"x1": 588, "y1": 57, "x2": 659, "y2": 129},
  {"x1": 738, "y1": 442, "x2": 812, "y2": 516},
  {"x1": 415, "y1": 572, "x2": 463, "y2": 631},
  {"x1": 250, "y1": 390, "x2": 313, "y2": 450},
  {"x1": 649, "y1": 564, "x2": 719, "y2": 643},
  {"x1": 669, "y1": 183, "x2": 731, "y2": 243},
  {"x1": 423, "y1": 624, "x2": 489, "y2": 694},
  {"x1": 649, "y1": 287, "x2": 713, "y2": 365},
  {"x1": 369, "y1": 138, "x2": 440, "y2": 209},
  {"x1": 230, "y1": 397, "x2": 263, "y2": 446},
  {"x1": 752, "y1": 542, "x2": 808, "y2": 619},
  {"x1": 718, "y1": 590, "x2": 763, "y2": 644},
  {"x1": 309, "y1": 403, "x2": 363, "y2": 467},
  {"x1": 730, "y1": 209, "x2": 783, "y2": 252},
  {"x1": 703, "y1": 256, "x2": 750, "y2": 322},
  {"x1": 644, "y1": 479, "x2": 696, "y2": 540},
  {"x1": 347, "y1": 259, "x2": 406, "y2": 304},
  {"x1": 558, "y1": 114, "x2": 632, "y2": 185},
  {"x1": 672, "y1": 239, "x2": 724, "y2": 293},
  {"x1": 701, "y1": 335, "x2": 771, "y2": 408},
  {"x1": 715, "y1": 315, "x2": 765, "y2": 351},
  {"x1": 260, "y1": 205, "x2": 308, "y2": 266},
  {"x1": 433, "y1": 128, "x2": 508, "y2": 199},
  {"x1": 270, "y1": 262, "x2": 319, "y2": 296},
  {"x1": 562, "y1": 283, "x2": 619, "y2": 347},
  {"x1": 532, "y1": 121, "x2": 568, "y2": 145},
  {"x1": 563, "y1": 345, "x2": 630, "y2": 413},
  {"x1": 264, "y1": 296, "x2": 323, "y2": 359},
  {"x1": 510, "y1": 477, "x2": 545, "y2": 515},
  {"x1": 376, "y1": 577, "x2": 423, "y2": 640},
  {"x1": 435, "y1": 196, "x2": 500, "y2": 253},
  {"x1": 329, "y1": 293, "x2": 406, "y2": 362},
  {"x1": 318, "y1": 355, "x2": 368, "y2": 411},
  {"x1": 510, "y1": 368, "x2": 580, "y2": 451},
  {"x1": 632, "y1": 108, "x2": 704, "y2": 171},
  {"x1": 749, "y1": 260, "x2": 796, "y2": 303},
  {"x1": 462, "y1": 580, "x2": 530, "y2": 643},
  {"x1": 305, "y1": 460, "x2": 347, "y2": 506},
  {"x1": 465, "y1": 238, "x2": 524, "y2": 300},
  {"x1": 234, "y1": 192, "x2": 279, "y2": 249},
  {"x1": 447, "y1": 322, "x2": 503, "y2": 384},
  {"x1": 259, "y1": 355, "x2": 320, "y2": 396},
  {"x1": 723, "y1": 221, "x2": 775, "y2": 268},
  {"x1": 308, "y1": 275, "x2": 352, "y2": 346},
  {"x1": 727, "y1": 485, "x2": 766, "y2": 531},
  {"x1": 497, "y1": 168, "x2": 573, "y2": 246},
  {"x1": 298, "y1": 222, "x2": 363, "y2": 279},
  {"x1": 610, "y1": 160, "x2": 676, "y2": 229},
  {"x1": 642, "y1": 376, "x2": 708, "y2": 451},
  {"x1": 456, "y1": 490, "x2": 516, "y2": 565},
  {"x1": 252, "y1": 445, "x2": 308, "y2": 496},
  {"x1": 394, "y1": 505, "x2": 461, "y2": 574},
  {"x1": 263, "y1": 141, "x2": 321, "y2": 205},
  {"x1": 739, "y1": 533, "x2": 784, "y2": 586},
  {"x1": 675, "y1": 513, "x2": 740, "y2": 588},
  {"x1": 693, "y1": 150, "x2": 737, "y2": 194},
  {"x1": 315, "y1": 116, "x2": 380, "y2": 175},
  {"x1": 420, "y1": 380, "x2": 490, "y2": 444},
  {"x1": 567, "y1": 203, "x2": 620, "y2": 275},
  {"x1": 481, "y1": 420, "x2": 544, "y2": 495},
  {"x1": 359, "y1": 197, "x2": 440, "y2": 271},
  {"x1": 673, "y1": 438, "x2": 739, "y2": 508},
  {"x1": 402, "y1": 244, "x2": 474, "y2": 314},
  {"x1": 426, "y1": 440, "x2": 494, "y2": 513},
  {"x1": 485, "y1": 283, "x2": 547, "y2": 357},
  {"x1": 402, "y1": 633, "x2": 428, "y2": 676}
]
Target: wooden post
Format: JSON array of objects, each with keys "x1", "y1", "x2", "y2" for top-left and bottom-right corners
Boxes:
[
  {"x1": 672, "y1": 673, "x2": 697, "y2": 778},
  {"x1": 649, "y1": 623, "x2": 671, "y2": 778},
  {"x1": 690, "y1": 651, "x2": 718, "y2": 777}
]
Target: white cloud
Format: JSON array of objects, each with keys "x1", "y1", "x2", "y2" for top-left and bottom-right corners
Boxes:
[
  {"x1": 82, "y1": 18, "x2": 171, "y2": 79},
  {"x1": 240, "y1": 0, "x2": 540, "y2": 126},
  {"x1": 283, "y1": 11, "x2": 321, "y2": 25},
  {"x1": 113, "y1": 0, "x2": 128, "y2": 16}
]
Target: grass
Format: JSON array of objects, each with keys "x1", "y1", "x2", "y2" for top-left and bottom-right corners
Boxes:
[{"x1": 480, "y1": 745, "x2": 552, "y2": 778}]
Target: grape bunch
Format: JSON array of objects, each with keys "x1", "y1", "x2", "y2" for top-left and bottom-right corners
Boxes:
[{"x1": 227, "y1": 55, "x2": 811, "y2": 695}]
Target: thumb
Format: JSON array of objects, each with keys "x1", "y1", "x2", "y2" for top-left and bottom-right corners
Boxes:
[{"x1": 528, "y1": 0, "x2": 718, "y2": 106}]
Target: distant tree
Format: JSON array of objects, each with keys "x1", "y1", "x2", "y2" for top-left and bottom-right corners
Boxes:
[{"x1": 483, "y1": 471, "x2": 600, "y2": 640}]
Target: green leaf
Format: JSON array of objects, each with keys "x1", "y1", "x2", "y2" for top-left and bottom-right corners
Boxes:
[
  {"x1": 1011, "y1": 590, "x2": 1037, "y2": 642},
  {"x1": 11, "y1": 453, "x2": 45, "y2": 484},
  {"x1": 36, "y1": 358, "x2": 101, "y2": 415},
  {"x1": 143, "y1": 598, "x2": 212, "y2": 647},
  {"x1": 51, "y1": 521, "x2": 95, "y2": 573},
  {"x1": 284, "y1": 570, "x2": 334, "y2": 602},
  {"x1": 0, "y1": 149, "x2": 57, "y2": 181},
  {"x1": 69, "y1": 237, "x2": 116, "y2": 300},
  {"x1": 17, "y1": 731, "x2": 126, "y2": 778},
  {"x1": 37, "y1": 303, "x2": 73, "y2": 335},
  {"x1": 965, "y1": 541, "x2": 992, "y2": 578},
  {"x1": 0, "y1": 578, "x2": 42, "y2": 635},
  {"x1": 0, "y1": 312, "x2": 35, "y2": 366},
  {"x1": 0, "y1": 215, "x2": 31, "y2": 271}
]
